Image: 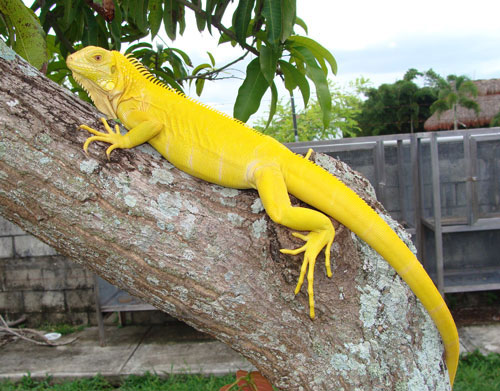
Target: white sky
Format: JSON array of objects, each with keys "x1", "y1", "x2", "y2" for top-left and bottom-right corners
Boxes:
[{"x1": 161, "y1": 0, "x2": 500, "y2": 122}]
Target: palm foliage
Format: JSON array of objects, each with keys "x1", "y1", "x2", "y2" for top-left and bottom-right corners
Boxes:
[{"x1": 430, "y1": 75, "x2": 480, "y2": 130}]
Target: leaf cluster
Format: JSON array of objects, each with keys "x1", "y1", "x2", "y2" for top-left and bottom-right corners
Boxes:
[
  {"x1": 0, "y1": 0, "x2": 337, "y2": 126},
  {"x1": 225, "y1": 0, "x2": 337, "y2": 127}
]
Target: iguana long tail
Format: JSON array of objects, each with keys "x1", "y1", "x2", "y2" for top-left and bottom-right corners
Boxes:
[{"x1": 285, "y1": 153, "x2": 459, "y2": 386}]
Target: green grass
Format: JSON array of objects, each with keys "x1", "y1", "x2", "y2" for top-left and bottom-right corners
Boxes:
[
  {"x1": 1, "y1": 352, "x2": 499, "y2": 390},
  {"x1": 120, "y1": 373, "x2": 235, "y2": 390},
  {"x1": 39, "y1": 324, "x2": 87, "y2": 336},
  {"x1": 454, "y1": 351, "x2": 500, "y2": 391},
  {"x1": 0, "y1": 375, "x2": 112, "y2": 391},
  {"x1": 0, "y1": 373, "x2": 236, "y2": 391}
]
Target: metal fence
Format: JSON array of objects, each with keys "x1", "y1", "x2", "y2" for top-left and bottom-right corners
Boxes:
[{"x1": 287, "y1": 127, "x2": 500, "y2": 294}]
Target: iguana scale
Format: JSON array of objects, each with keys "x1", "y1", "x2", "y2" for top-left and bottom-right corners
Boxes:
[{"x1": 66, "y1": 46, "x2": 459, "y2": 386}]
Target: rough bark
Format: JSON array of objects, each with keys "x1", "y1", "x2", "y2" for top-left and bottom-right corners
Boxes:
[{"x1": 0, "y1": 43, "x2": 450, "y2": 390}]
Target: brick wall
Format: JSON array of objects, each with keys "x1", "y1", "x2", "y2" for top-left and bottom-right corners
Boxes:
[{"x1": 0, "y1": 216, "x2": 95, "y2": 326}]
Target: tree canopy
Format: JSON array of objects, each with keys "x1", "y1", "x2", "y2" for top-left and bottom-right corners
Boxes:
[
  {"x1": 0, "y1": 0, "x2": 337, "y2": 126},
  {"x1": 355, "y1": 69, "x2": 440, "y2": 137},
  {"x1": 254, "y1": 78, "x2": 369, "y2": 142}
]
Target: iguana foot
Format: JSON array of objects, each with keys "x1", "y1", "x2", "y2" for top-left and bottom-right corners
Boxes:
[
  {"x1": 79, "y1": 117, "x2": 125, "y2": 159},
  {"x1": 280, "y1": 226, "x2": 334, "y2": 319}
]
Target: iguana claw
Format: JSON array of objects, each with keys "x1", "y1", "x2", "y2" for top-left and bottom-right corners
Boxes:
[
  {"x1": 79, "y1": 117, "x2": 123, "y2": 159},
  {"x1": 280, "y1": 228, "x2": 334, "y2": 319}
]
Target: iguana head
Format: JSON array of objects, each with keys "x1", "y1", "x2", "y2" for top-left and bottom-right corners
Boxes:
[{"x1": 66, "y1": 46, "x2": 121, "y2": 119}]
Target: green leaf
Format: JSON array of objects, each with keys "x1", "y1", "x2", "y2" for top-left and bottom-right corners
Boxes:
[
  {"x1": 154, "y1": 69, "x2": 184, "y2": 92},
  {"x1": 214, "y1": 0, "x2": 231, "y2": 23},
  {"x1": 259, "y1": 44, "x2": 278, "y2": 86},
  {"x1": 294, "y1": 16, "x2": 308, "y2": 34},
  {"x1": 125, "y1": 42, "x2": 153, "y2": 54},
  {"x1": 233, "y1": 0, "x2": 255, "y2": 44},
  {"x1": 163, "y1": 0, "x2": 176, "y2": 40},
  {"x1": 83, "y1": 7, "x2": 98, "y2": 46},
  {"x1": 291, "y1": 46, "x2": 331, "y2": 128},
  {"x1": 110, "y1": 0, "x2": 122, "y2": 48},
  {"x1": 46, "y1": 59, "x2": 67, "y2": 74},
  {"x1": 205, "y1": 0, "x2": 217, "y2": 33},
  {"x1": 132, "y1": 0, "x2": 147, "y2": 33},
  {"x1": 195, "y1": 77, "x2": 205, "y2": 96},
  {"x1": 218, "y1": 32, "x2": 233, "y2": 44},
  {"x1": 265, "y1": 81, "x2": 278, "y2": 128},
  {"x1": 96, "y1": 16, "x2": 109, "y2": 48},
  {"x1": 165, "y1": 50, "x2": 187, "y2": 79},
  {"x1": 177, "y1": 3, "x2": 186, "y2": 35},
  {"x1": 190, "y1": 0, "x2": 205, "y2": 31},
  {"x1": 169, "y1": 47, "x2": 191, "y2": 66},
  {"x1": 192, "y1": 63, "x2": 211, "y2": 75},
  {"x1": 148, "y1": 0, "x2": 163, "y2": 39},
  {"x1": 288, "y1": 35, "x2": 337, "y2": 75},
  {"x1": 278, "y1": 60, "x2": 310, "y2": 107},
  {"x1": 280, "y1": 0, "x2": 295, "y2": 42},
  {"x1": 0, "y1": 0, "x2": 47, "y2": 70},
  {"x1": 207, "y1": 51, "x2": 215, "y2": 66},
  {"x1": 63, "y1": 0, "x2": 79, "y2": 27},
  {"x1": 0, "y1": 13, "x2": 7, "y2": 38},
  {"x1": 234, "y1": 58, "x2": 269, "y2": 122},
  {"x1": 279, "y1": 62, "x2": 297, "y2": 91},
  {"x1": 262, "y1": 0, "x2": 281, "y2": 45}
]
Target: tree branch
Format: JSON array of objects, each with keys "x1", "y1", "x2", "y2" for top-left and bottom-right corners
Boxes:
[
  {"x1": 178, "y1": 51, "x2": 249, "y2": 82},
  {"x1": 84, "y1": 0, "x2": 115, "y2": 22},
  {"x1": 177, "y1": 0, "x2": 260, "y2": 56},
  {"x1": 0, "y1": 44, "x2": 450, "y2": 390}
]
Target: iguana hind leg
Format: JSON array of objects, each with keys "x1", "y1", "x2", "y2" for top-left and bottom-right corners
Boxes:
[{"x1": 253, "y1": 165, "x2": 335, "y2": 319}]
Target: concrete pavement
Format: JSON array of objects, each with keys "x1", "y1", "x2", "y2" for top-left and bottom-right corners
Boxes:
[
  {"x1": 0, "y1": 322, "x2": 499, "y2": 383},
  {"x1": 0, "y1": 323, "x2": 253, "y2": 382}
]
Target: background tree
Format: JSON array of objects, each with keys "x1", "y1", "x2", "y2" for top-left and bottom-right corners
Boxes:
[
  {"x1": 0, "y1": 0, "x2": 337, "y2": 126},
  {"x1": 491, "y1": 111, "x2": 500, "y2": 127},
  {"x1": 254, "y1": 78, "x2": 369, "y2": 142},
  {"x1": 355, "y1": 69, "x2": 439, "y2": 136},
  {"x1": 430, "y1": 74, "x2": 480, "y2": 130}
]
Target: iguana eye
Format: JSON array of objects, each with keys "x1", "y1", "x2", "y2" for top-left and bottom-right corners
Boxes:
[{"x1": 94, "y1": 55, "x2": 102, "y2": 61}]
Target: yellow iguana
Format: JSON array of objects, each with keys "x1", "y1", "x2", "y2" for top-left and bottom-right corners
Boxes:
[{"x1": 66, "y1": 46, "x2": 459, "y2": 386}]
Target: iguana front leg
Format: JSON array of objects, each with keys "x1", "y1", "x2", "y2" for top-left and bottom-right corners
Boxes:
[
  {"x1": 253, "y1": 164, "x2": 335, "y2": 319},
  {"x1": 80, "y1": 115, "x2": 162, "y2": 158}
]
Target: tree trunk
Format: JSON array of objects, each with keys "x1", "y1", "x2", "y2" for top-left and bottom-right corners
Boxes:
[
  {"x1": 453, "y1": 104, "x2": 458, "y2": 130},
  {"x1": 0, "y1": 43, "x2": 450, "y2": 390}
]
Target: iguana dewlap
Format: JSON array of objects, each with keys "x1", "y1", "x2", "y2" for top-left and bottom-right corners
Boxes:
[{"x1": 66, "y1": 46, "x2": 459, "y2": 386}]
